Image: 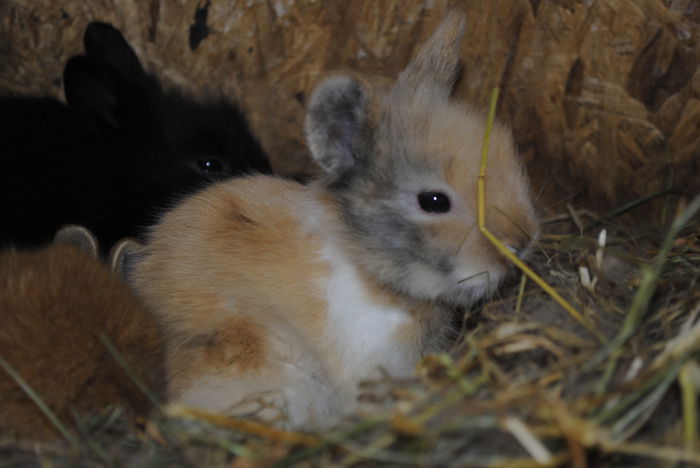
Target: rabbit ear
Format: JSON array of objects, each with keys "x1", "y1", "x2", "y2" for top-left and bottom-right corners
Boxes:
[
  {"x1": 83, "y1": 21, "x2": 145, "y2": 83},
  {"x1": 63, "y1": 56, "x2": 121, "y2": 132},
  {"x1": 54, "y1": 225, "x2": 99, "y2": 258},
  {"x1": 108, "y1": 237, "x2": 146, "y2": 279},
  {"x1": 63, "y1": 22, "x2": 153, "y2": 134},
  {"x1": 394, "y1": 11, "x2": 466, "y2": 100},
  {"x1": 305, "y1": 75, "x2": 368, "y2": 179}
]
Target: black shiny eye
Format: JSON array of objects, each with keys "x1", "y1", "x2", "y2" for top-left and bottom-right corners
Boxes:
[
  {"x1": 418, "y1": 191, "x2": 451, "y2": 213},
  {"x1": 197, "y1": 158, "x2": 225, "y2": 173}
]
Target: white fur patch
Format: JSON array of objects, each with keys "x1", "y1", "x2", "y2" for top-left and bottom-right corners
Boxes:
[{"x1": 318, "y1": 238, "x2": 419, "y2": 386}]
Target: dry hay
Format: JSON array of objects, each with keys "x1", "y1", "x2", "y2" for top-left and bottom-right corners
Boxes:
[{"x1": 1, "y1": 1, "x2": 700, "y2": 466}]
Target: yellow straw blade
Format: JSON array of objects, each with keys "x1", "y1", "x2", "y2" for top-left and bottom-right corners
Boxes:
[{"x1": 476, "y1": 87, "x2": 604, "y2": 343}]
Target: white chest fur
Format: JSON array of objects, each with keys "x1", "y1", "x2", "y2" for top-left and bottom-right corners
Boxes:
[
  {"x1": 261, "y1": 197, "x2": 425, "y2": 426},
  {"x1": 261, "y1": 238, "x2": 423, "y2": 428},
  {"x1": 319, "y1": 240, "x2": 420, "y2": 385}
]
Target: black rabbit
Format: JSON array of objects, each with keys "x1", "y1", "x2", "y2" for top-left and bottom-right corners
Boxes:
[{"x1": 1, "y1": 21, "x2": 271, "y2": 249}]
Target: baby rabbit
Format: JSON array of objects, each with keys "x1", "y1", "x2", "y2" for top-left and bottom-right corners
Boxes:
[
  {"x1": 0, "y1": 226, "x2": 163, "y2": 440},
  {"x1": 0, "y1": 21, "x2": 270, "y2": 250},
  {"x1": 131, "y1": 12, "x2": 538, "y2": 429}
]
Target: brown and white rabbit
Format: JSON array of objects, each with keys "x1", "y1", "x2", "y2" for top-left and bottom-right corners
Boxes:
[
  {"x1": 0, "y1": 226, "x2": 163, "y2": 440},
  {"x1": 131, "y1": 12, "x2": 538, "y2": 429}
]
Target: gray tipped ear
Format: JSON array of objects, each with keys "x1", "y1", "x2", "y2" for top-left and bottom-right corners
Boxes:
[
  {"x1": 396, "y1": 11, "x2": 466, "y2": 98},
  {"x1": 305, "y1": 75, "x2": 368, "y2": 178},
  {"x1": 108, "y1": 238, "x2": 146, "y2": 280},
  {"x1": 54, "y1": 225, "x2": 99, "y2": 258}
]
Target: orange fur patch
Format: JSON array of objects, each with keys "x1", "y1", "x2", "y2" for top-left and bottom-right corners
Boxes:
[
  {"x1": 0, "y1": 244, "x2": 164, "y2": 440},
  {"x1": 135, "y1": 177, "x2": 332, "y2": 400}
]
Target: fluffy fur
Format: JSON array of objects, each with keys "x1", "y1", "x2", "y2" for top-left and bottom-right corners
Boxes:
[
  {"x1": 0, "y1": 22, "x2": 270, "y2": 250},
  {"x1": 0, "y1": 226, "x2": 164, "y2": 440},
  {"x1": 132, "y1": 12, "x2": 538, "y2": 429}
]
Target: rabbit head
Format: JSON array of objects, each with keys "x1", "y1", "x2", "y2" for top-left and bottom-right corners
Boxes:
[
  {"x1": 62, "y1": 22, "x2": 271, "y2": 241},
  {"x1": 306, "y1": 12, "x2": 538, "y2": 306}
]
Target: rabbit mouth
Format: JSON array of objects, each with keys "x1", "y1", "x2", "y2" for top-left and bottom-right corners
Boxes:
[{"x1": 442, "y1": 265, "x2": 509, "y2": 305}]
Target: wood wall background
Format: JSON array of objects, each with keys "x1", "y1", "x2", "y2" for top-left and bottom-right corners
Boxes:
[{"x1": 2, "y1": 0, "x2": 699, "y2": 215}]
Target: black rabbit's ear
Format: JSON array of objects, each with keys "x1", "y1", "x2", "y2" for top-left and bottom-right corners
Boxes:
[
  {"x1": 83, "y1": 21, "x2": 145, "y2": 83},
  {"x1": 65, "y1": 23, "x2": 160, "y2": 135},
  {"x1": 63, "y1": 56, "x2": 121, "y2": 132}
]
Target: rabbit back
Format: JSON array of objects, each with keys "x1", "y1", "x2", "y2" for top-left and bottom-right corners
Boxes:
[{"x1": 0, "y1": 242, "x2": 163, "y2": 439}]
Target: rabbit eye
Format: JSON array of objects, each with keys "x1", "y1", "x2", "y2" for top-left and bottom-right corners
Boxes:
[
  {"x1": 197, "y1": 158, "x2": 225, "y2": 173},
  {"x1": 418, "y1": 191, "x2": 451, "y2": 213}
]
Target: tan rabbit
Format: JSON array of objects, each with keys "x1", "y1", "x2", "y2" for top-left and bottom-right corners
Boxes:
[
  {"x1": 131, "y1": 12, "x2": 538, "y2": 429},
  {"x1": 0, "y1": 226, "x2": 163, "y2": 440}
]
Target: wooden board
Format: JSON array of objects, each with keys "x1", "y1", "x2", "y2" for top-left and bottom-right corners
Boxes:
[{"x1": 2, "y1": 0, "x2": 698, "y2": 214}]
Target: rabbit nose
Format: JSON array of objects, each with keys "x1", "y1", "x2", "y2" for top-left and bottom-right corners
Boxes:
[{"x1": 504, "y1": 235, "x2": 534, "y2": 260}]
